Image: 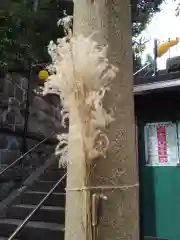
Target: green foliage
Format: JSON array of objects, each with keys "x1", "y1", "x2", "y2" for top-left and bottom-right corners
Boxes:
[
  {"x1": 0, "y1": 0, "x2": 72, "y2": 70},
  {"x1": 132, "y1": 0, "x2": 163, "y2": 70},
  {"x1": 0, "y1": 0, "x2": 163, "y2": 71},
  {"x1": 132, "y1": 0, "x2": 163, "y2": 37}
]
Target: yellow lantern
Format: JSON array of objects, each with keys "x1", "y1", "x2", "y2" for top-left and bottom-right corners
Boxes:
[
  {"x1": 38, "y1": 70, "x2": 49, "y2": 80},
  {"x1": 157, "y1": 39, "x2": 179, "y2": 57}
]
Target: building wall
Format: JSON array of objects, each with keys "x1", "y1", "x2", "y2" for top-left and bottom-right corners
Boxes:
[{"x1": 135, "y1": 89, "x2": 180, "y2": 239}]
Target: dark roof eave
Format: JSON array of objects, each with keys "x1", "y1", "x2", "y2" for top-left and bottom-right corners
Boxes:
[{"x1": 133, "y1": 78, "x2": 180, "y2": 95}]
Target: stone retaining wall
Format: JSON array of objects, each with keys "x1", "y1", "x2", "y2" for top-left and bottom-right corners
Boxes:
[
  {"x1": 0, "y1": 73, "x2": 63, "y2": 137},
  {"x1": 0, "y1": 72, "x2": 64, "y2": 201},
  {"x1": 0, "y1": 132, "x2": 56, "y2": 201}
]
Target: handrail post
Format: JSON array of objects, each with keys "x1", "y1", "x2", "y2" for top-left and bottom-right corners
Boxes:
[
  {"x1": 21, "y1": 63, "x2": 32, "y2": 182},
  {"x1": 22, "y1": 64, "x2": 32, "y2": 154}
]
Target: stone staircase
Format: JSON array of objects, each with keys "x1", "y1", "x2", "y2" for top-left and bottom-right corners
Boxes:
[{"x1": 0, "y1": 162, "x2": 66, "y2": 239}]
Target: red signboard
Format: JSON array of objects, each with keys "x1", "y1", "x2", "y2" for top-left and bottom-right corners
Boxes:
[
  {"x1": 157, "y1": 126, "x2": 168, "y2": 163},
  {"x1": 144, "y1": 122, "x2": 179, "y2": 166}
]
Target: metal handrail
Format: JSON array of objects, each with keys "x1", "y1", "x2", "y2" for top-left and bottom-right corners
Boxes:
[
  {"x1": 133, "y1": 63, "x2": 151, "y2": 76},
  {"x1": 0, "y1": 132, "x2": 55, "y2": 178},
  {"x1": 8, "y1": 173, "x2": 67, "y2": 240}
]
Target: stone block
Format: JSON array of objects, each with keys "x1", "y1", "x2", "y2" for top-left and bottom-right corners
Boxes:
[
  {"x1": 6, "y1": 111, "x2": 15, "y2": 126},
  {"x1": 0, "y1": 150, "x2": 20, "y2": 165},
  {"x1": 26, "y1": 138, "x2": 39, "y2": 148},
  {"x1": 0, "y1": 134, "x2": 21, "y2": 151},
  {"x1": 32, "y1": 96, "x2": 56, "y2": 116},
  {"x1": 0, "y1": 99, "x2": 8, "y2": 109},
  {"x1": 11, "y1": 73, "x2": 23, "y2": 87},
  {"x1": 32, "y1": 96, "x2": 49, "y2": 112},
  {"x1": 27, "y1": 118, "x2": 54, "y2": 137},
  {"x1": 0, "y1": 78, "x2": 4, "y2": 91},
  {"x1": 21, "y1": 77, "x2": 28, "y2": 90},
  {"x1": 38, "y1": 110, "x2": 48, "y2": 122},
  {"x1": 0, "y1": 134, "x2": 8, "y2": 149},
  {"x1": 6, "y1": 135, "x2": 21, "y2": 150},
  {"x1": 8, "y1": 97, "x2": 19, "y2": 108},
  {"x1": 15, "y1": 86, "x2": 24, "y2": 103},
  {"x1": 20, "y1": 102, "x2": 26, "y2": 111},
  {"x1": 0, "y1": 93, "x2": 8, "y2": 103},
  {"x1": 43, "y1": 94, "x2": 61, "y2": 107},
  {"x1": 15, "y1": 114, "x2": 24, "y2": 128},
  {"x1": 0, "y1": 110, "x2": 7, "y2": 125},
  {"x1": 6, "y1": 98, "x2": 24, "y2": 129},
  {"x1": 3, "y1": 80, "x2": 15, "y2": 97}
]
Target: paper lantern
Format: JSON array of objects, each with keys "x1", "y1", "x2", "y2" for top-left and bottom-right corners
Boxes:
[{"x1": 38, "y1": 70, "x2": 49, "y2": 80}]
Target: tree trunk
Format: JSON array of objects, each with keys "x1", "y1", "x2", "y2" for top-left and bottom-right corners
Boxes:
[{"x1": 65, "y1": 1, "x2": 139, "y2": 239}]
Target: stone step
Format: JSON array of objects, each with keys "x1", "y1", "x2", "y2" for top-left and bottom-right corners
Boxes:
[
  {"x1": 45, "y1": 160, "x2": 60, "y2": 169},
  {"x1": 6, "y1": 204, "x2": 65, "y2": 224},
  {"x1": 0, "y1": 237, "x2": 19, "y2": 240},
  {"x1": 0, "y1": 175, "x2": 11, "y2": 183},
  {"x1": 30, "y1": 180, "x2": 66, "y2": 193},
  {"x1": 0, "y1": 219, "x2": 64, "y2": 240},
  {"x1": 0, "y1": 157, "x2": 67, "y2": 239},
  {"x1": 14, "y1": 191, "x2": 66, "y2": 207},
  {"x1": 41, "y1": 169, "x2": 66, "y2": 182}
]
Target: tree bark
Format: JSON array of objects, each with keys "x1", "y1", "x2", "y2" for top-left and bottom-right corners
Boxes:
[{"x1": 65, "y1": 1, "x2": 139, "y2": 239}]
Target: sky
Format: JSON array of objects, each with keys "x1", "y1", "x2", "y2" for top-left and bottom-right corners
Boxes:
[{"x1": 141, "y1": 0, "x2": 180, "y2": 69}]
